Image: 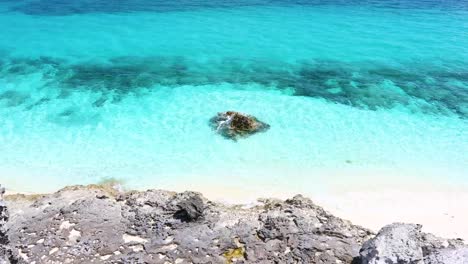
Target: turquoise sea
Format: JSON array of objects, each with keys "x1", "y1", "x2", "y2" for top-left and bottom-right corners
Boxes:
[{"x1": 0, "y1": 0, "x2": 467, "y2": 197}]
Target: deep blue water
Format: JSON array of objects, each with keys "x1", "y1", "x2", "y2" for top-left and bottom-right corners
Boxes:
[{"x1": 8, "y1": 0, "x2": 468, "y2": 16}]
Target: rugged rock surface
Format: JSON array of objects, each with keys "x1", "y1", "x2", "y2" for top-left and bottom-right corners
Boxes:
[
  {"x1": 360, "y1": 223, "x2": 467, "y2": 264},
  {"x1": 2, "y1": 185, "x2": 372, "y2": 263},
  {"x1": 210, "y1": 111, "x2": 270, "y2": 140},
  {"x1": 0, "y1": 185, "x2": 466, "y2": 264},
  {"x1": 0, "y1": 185, "x2": 15, "y2": 264}
]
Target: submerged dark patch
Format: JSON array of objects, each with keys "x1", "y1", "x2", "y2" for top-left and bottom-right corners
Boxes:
[
  {"x1": 0, "y1": 90, "x2": 29, "y2": 107},
  {"x1": 0, "y1": 56, "x2": 467, "y2": 118}
]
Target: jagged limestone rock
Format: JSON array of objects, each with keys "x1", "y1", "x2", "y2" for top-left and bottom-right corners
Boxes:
[
  {"x1": 2, "y1": 186, "x2": 467, "y2": 264},
  {"x1": 4, "y1": 186, "x2": 371, "y2": 263}
]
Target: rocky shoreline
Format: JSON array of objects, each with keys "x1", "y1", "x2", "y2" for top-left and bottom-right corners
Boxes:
[{"x1": 0, "y1": 184, "x2": 467, "y2": 264}]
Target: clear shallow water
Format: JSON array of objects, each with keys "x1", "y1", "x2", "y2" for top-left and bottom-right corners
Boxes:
[{"x1": 0, "y1": 0, "x2": 467, "y2": 195}]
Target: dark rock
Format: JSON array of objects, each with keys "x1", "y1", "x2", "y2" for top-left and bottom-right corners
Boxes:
[
  {"x1": 95, "y1": 194, "x2": 108, "y2": 199},
  {"x1": 210, "y1": 111, "x2": 270, "y2": 139},
  {"x1": 171, "y1": 192, "x2": 204, "y2": 222}
]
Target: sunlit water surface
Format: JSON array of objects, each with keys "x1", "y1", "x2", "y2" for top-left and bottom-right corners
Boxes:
[{"x1": 0, "y1": 0, "x2": 467, "y2": 196}]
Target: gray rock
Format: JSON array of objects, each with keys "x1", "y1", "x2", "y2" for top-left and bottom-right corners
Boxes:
[
  {"x1": 360, "y1": 223, "x2": 424, "y2": 264},
  {"x1": 2, "y1": 186, "x2": 467, "y2": 264},
  {"x1": 425, "y1": 247, "x2": 468, "y2": 264},
  {"x1": 0, "y1": 185, "x2": 14, "y2": 264},
  {"x1": 360, "y1": 223, "x2": 468, "y2": 264},
  {"x1": 3, "y1": 185, "x2": 373, "y2": 263}
]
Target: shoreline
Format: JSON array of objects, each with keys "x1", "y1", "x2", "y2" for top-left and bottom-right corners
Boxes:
[
  {"x1": 4, "y1": 182, "x2": 468, "y2": 241},
  {"x1": 2, "y1": 184, "x2": 467, "y2": 263},
  {"x1": 172, "y1": 185, "x2": 468, "y2": 241}
]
